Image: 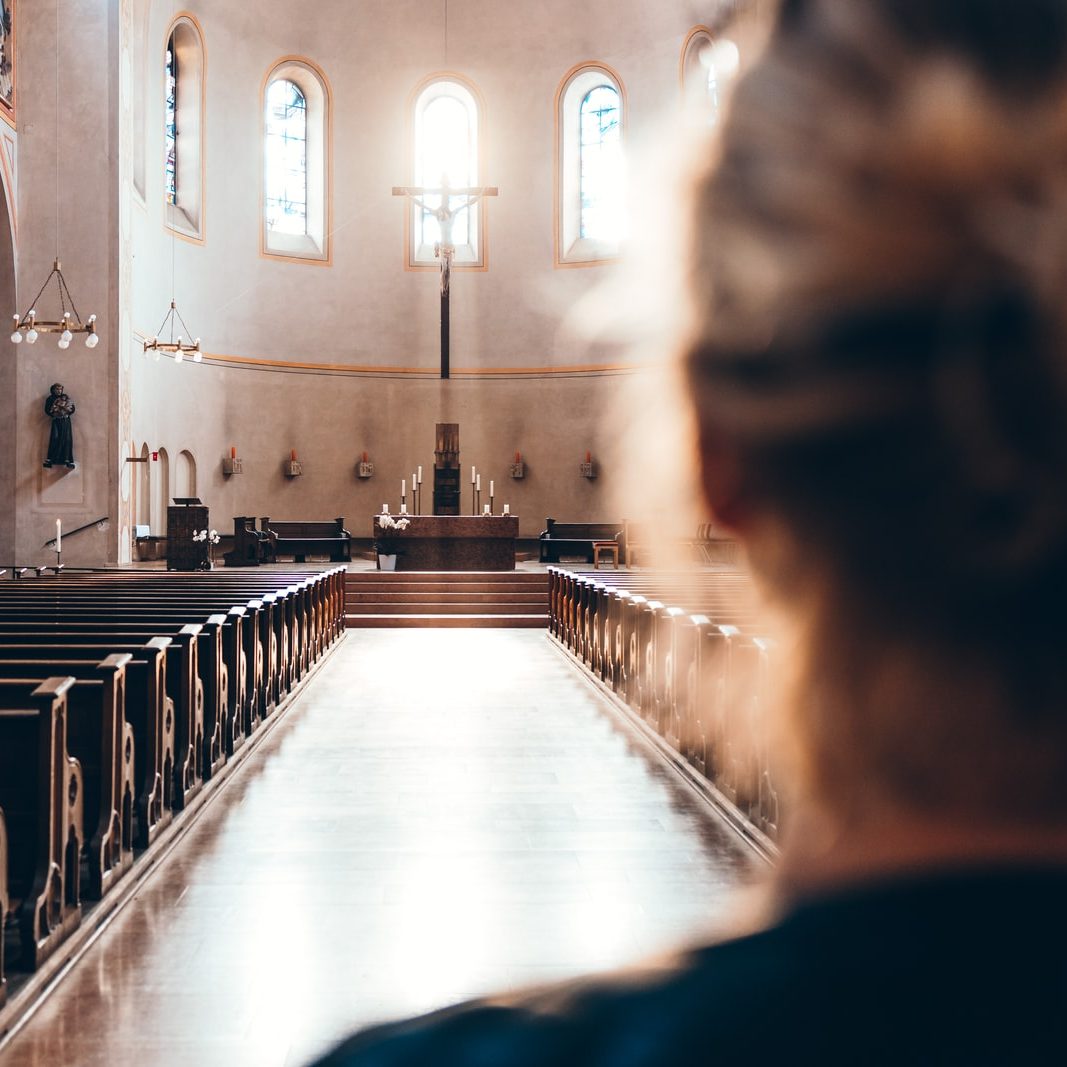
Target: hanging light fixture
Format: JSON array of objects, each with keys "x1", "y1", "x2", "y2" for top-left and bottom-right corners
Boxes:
[
  {"x1": 11, "y1": 261, "x2": 99, "y2": 348},
  {"x1": 11, "y1": 0, "x2": 99, "y2": 351},
  {"x1": 143, "y1": 300, "x2": 201, "y2": 362}
]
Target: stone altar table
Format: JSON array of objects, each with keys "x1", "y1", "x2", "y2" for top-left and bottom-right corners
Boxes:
[{"x1": 374, "y1": 514, "x2": 519, "y2": 571}]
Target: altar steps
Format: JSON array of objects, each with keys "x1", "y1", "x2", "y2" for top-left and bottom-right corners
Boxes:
[{"x1": 344, "y1": 570, "x2": 550, "y2": 628}]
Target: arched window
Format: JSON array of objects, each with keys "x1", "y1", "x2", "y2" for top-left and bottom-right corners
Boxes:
[
  {"x1": 409, "y1": 77, "x2": 484, "y2": 268},
  {"x1": 680, "y1": 28, "x2": 739, "y2": 124},
  {"x1": 164, "y1": 15, "x2": 205, "y2": 240},
  {"x1": 556, "y1": 64, "x2": 626, "y2": 266},
  {"x1": 262, "y1": 58, "x2": 330, "y2": 262}
]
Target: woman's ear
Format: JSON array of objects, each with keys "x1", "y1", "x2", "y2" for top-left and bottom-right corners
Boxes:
[{"x1": 698, "y1": 430, "x2": 749, "y2": 533}]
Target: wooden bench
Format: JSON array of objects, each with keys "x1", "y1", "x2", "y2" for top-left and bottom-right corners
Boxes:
[
  {"x1": 260, "y1": 517, "x2": 352, "y2": 563},
  {"x1": 0, "y1": 677, "x2": 84, "y2": 970},
  {"x1": 223, "y1": 516, "x2": 274, "y2": 567},
  {"x1": 0, "y1": 656, "x2": 134, "y2": 899},
  {"x1": 538, "y1": 519, "x2": 624, "y2": 564},
  {"x1": 0, "y1": 808, "x2": 7, "y2": 1006}
]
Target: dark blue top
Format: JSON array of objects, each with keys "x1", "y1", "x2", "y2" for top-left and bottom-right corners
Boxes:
[{"x1": 311, "y1": 868, "x2": 1067, "y2": 1066}]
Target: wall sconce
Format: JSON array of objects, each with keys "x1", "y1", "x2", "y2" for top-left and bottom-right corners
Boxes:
[
  {"x1": 284, "y1": 449, "x2": 302, "y2": 478},
  {"x1": 357, "y1": 450, "x2": 374, "y2": 478},
  {"x1": 580, "y1": 451, "x2": 596, "y2": 479},
  {"x1": 223, "y1": 445, "x2": 242, "y2": 476},
  {"x1": 510, "y1": 451, "x2": 525, "y2": 479}
]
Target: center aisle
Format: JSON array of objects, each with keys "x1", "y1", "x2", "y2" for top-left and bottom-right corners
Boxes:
[{"x1": 1, "y1": 631, "x2": 757, "y2": 1067}]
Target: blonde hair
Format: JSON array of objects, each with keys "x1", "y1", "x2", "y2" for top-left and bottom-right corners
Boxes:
[{"x1": 686, "y1": 0, "x2": 1067, "y2": 822}]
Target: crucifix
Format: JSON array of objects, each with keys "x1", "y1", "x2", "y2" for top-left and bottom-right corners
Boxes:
[{"x1": 392, "y1": 178, "x2": 498, "y2": 379}]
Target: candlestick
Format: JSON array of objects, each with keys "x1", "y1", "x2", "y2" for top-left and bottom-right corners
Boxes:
[
  {"x1": 476, "y1": 474, "x2": 481, "y2": 491},
  {"x1": 401, "y1": 479, "x2": 406, "y2": 500},
  {"x1": 55, "y1": 518, "x2": 61, "y2": 552},
  {"x1": 483, "y1": 504, "x2": 491, "y2": 515},
  {"x1": 382, "y1": 504, "x2": 389, "y2": 514},
  {"x1": 471, "y1": 465, "x2": 476, "y2": 484},
  {"x1": 503, "y1": 504, "x2": 510, "y2": 515},
  {"x1": 489, "y1": 480, "x2": 494, "y2": 497},
  {"x1": 400, "y1": 503, "x2": 408, "y2": 515},
  {"x1": 417, "y1": 465, "x2": 423, "y2": 483}
]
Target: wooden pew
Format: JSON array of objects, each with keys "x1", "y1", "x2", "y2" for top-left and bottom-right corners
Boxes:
[
  {"x1": 260, "y1": 517, "x2": 352, "y2": 563},
  {"x1": 539, "y1": 519, "x2": 624, "y2": 564},
  {"x1": 0, "y1": 807, "x2": 7, "y2": 1005},
  {"x1": 0, "y1": 677, "x2": 84, "y2": 970},
  {"x1": 0, "y1": 656, "x2": 134, "y2": 898}
]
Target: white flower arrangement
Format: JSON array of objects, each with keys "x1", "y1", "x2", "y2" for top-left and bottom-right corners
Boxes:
[
  {"x1": 192, "y1": 528, "x2": 221, "y2": 544},
  {"x1": 375, "y1": 513, "x2": 411, "y2": 554}
]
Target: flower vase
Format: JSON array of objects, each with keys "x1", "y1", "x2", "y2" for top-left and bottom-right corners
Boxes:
[{"x1": 378, "y1": 553, "x2": 397, "y2": 571}]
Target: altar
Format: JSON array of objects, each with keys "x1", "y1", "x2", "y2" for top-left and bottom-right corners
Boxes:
[{"x1": 374, "y1": 514, "x2": 519, "y2": 571}]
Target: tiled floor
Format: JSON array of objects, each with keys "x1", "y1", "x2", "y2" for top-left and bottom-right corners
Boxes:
[{"x1": 0, "y1": 631, "x2": 758, "y2": 1067}]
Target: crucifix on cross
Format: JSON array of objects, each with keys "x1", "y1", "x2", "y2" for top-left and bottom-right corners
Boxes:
[{"x1": 392, "y1": 178, "x2": 498, "y2": 379}]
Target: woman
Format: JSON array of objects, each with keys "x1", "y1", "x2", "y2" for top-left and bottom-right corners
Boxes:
[{"x1": 315, "y1": 1, "x2": 1067, "y2": 1061}]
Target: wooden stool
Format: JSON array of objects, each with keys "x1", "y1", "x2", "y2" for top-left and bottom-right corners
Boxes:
[{"x1": 592, "y1": 541, "x2": 619, "y2": 569}]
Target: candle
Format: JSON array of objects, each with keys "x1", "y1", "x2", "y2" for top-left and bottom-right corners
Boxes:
[
  {"x1": 400, "y1": 503, "x2": 408, "y2": 515},
  {"x1": 401, "y1": 479, "x2": 406, "y2": 499},
  {"x1": 503, "y1": 504, "x2": 510, "y2": 515},
  {"x1": 586, "y1": 450, "x2": 592, "y2": 463},
  {"x1": 55, "y1": 518, "x2": 61, "y2": 552},
  {"x1": 417, "y1": 465, "x2": 423, "y2": 483},
  {"x1": 290, "y1": 448, "x2": 297, "y2": 462},
  {"x1": 231, "y1": 445, "x2": 237, "y2": 459},
  {"x1": 515, "y1": 451, "x2": 521, "y2": 463},
  {"x1": 483, "y1": 504, "x2": 490, "y2": 515},
  {"x1": 471, "y1": 465, "x2": 476, "y2": 484},
  {"x1": 382, "y1": 504, "x2": 389, "y2": 514},
  {"x1": 489, "y1": 480, "x2": 494, "y2": 497},
  {"x1": 476, "y1": 474, "x2": 481, "y2": 491}
]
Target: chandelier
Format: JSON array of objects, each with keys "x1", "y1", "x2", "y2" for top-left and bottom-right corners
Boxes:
[
  {"x1": 143, "y1": 300, "x2": 201, "y2": 362},
  {"x1": 11, "y1": 260, "x2": 99, "y2": 348}
]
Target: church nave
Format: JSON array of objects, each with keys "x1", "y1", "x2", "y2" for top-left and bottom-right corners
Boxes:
[{"x1": 0, "y1": 629, "x2": 756, "y2": 1067}]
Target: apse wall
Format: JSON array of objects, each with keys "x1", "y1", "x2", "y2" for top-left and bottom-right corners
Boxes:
[{"x1": 124, "y1": 0, "x2": 763, "y2": 549}]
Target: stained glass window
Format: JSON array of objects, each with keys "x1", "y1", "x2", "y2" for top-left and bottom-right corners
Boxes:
[
  {"x1": 165, "y1": 37, "x2": 177, "y2": 206},
  {"x1": 265, "y1": 79, "x2": 308, "y2": 236},
  {"x1": 416, "y1": 91, "x2": 475, "y2": 249},
  {"x1": 579, "y1": 85, "x2": 621, "y2": 242}
]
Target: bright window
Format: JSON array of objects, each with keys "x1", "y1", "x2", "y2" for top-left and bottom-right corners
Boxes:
[
  {"x1": 265, "y1": 79, "x2": 308, "y2": 236},
  {"x1": 164, "y1": 15, "x2": 204, "y2": 239},
  {"x1": 578, "y1": 85, "x2": 621, "y2": 242},
  {"x1": 410, "y1": 78, "x2": 483, "y2": 267},
  {"x1": 164, "y1": 38, "x2": 177, "y2": 206}
]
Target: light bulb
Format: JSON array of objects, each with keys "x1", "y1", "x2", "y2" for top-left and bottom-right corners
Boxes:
[
  {"x1": 175, "y1": 350, "x2": 184, "y2": 363},
  {"x1": 192, "y1": 351, "x2": 203, "y2": 363},
  {"x1": 60, "y1": 329, "x2": 73, "y2": 344},
  {"x1": 26, "y1": 329, "x2": 38, "y2": 344},
  {"x1": 10, "y1": 330, "x2": 22, "y2": 344},
  {"x1": 153, "y1": 348, "x2": 161, "y2": 362},
  {"x1": 85, "y1": 332, "x2": 99, "y2": 348},
  {"x1": 58, "y1": 338, "x2": 70, "y2": 350}
]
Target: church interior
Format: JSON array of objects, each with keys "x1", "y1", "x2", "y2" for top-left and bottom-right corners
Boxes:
[{"x1": 4, "y1": 0, "x2": 1061, "y2": 1063}]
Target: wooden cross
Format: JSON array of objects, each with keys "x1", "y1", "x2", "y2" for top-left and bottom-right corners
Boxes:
[{"x1": 392, "y1": 179, "x2": 499, "y2": 379}]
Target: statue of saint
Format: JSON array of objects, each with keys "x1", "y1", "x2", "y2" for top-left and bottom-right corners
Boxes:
[{"x1": 44, "y1": 383, "x2": 76, "y2": 469}]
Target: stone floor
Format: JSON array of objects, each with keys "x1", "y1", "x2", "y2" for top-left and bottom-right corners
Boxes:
[{"x1": 0, "y1": 630, "x2": 759, "y2": 1067}]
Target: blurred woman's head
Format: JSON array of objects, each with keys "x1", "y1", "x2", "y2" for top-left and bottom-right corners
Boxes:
[{"x1": 687, "y1": 0, "x2": 1067, "y2": 828}]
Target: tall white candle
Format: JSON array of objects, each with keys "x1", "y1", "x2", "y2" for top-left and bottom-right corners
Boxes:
[
  {"x1": 401, "y1": 479, "x2": 406, "y2": 499},
  {"x1": 471, "y1": 465, "x2": 476, "y2": 484},
  {"x1": 412, "y1": 472, "x2": 417, "y2": 492},
  {"x1": 56, "y1": 518, "x2": 61, "y2": 552},
  {"x1": 417, "y1": 465, "x2": 423, "y2": 483},
  {"x1": 489, "y1": 480, "x2": 494, "y2": 497},
  {"x1": 476, "y1": 474, "x2": 481, "y2": 491}
]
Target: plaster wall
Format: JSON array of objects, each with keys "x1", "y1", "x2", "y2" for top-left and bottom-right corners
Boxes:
[{"x1": 14, "y1": 0, "x2": 118, "y2": 565}]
